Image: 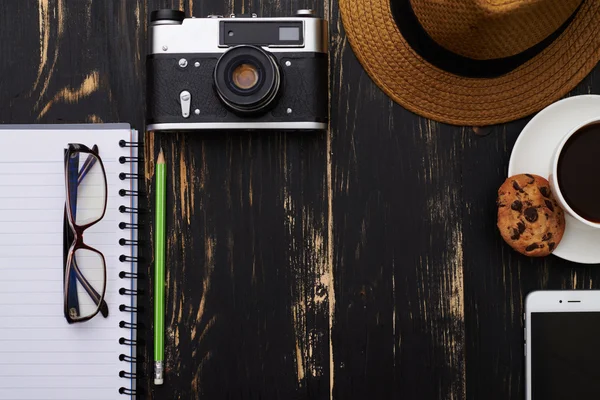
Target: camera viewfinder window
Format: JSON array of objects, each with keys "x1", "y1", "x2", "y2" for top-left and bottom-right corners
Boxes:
[
  {"x1": 279, "y1": 27, "x2": 300, "y2": 41},
  {"x1": 221, "y1": 21, "x2": 304, "y2": 46}
]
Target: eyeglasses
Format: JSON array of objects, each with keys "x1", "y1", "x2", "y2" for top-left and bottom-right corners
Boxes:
[{"x1": 63, "y1": 143, "x2": 109, "y2": 323}]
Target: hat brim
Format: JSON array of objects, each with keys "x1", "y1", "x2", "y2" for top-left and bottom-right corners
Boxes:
[{"x1": 340, "y1": 0, "x2": 600, "y2": 126}]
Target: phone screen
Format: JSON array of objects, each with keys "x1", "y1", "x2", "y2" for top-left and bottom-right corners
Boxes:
[{"x1": 532, "y1": 312, "x2": 600, "y2": 399}]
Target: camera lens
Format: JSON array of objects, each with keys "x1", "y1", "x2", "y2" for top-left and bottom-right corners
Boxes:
[
  {"x1": 214, "y1": 45, "x2": 281, "y2": 115},
  {"x1": 231, "y1": 63, "x2": 260, "y2": 91}
]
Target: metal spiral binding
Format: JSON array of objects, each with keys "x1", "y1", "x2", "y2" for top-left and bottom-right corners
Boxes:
[
  {"x1": 119, "y1": 156, "x2": 140, "y2": 164},
  {"x1": 119, "y1": 189, "x2": 140, "y2": 197},
  {"x1": 119, "y1": 238, "x2": 139, "y2": 246},
  {"x1": 120, "y1": 172, "x2": 141, "y2": 181},
  {"x1": 118, "y1": 145, "x2": 140, "y2": 397},
  {"x1": 119, "y1": 205, "x2": 143, "y2": 214},
  {"x1": 119, "y1": 387, "x2": 136, "y2": 395},
  {"x1": 120, "y1": 371, "x2": 136, "y2": 379},
  {"x1": 119, "y1": 354, "x2": 137, "y2": 363},
  {"x1": 119, "y1": 271, "x2": 139, "y2": 279},
  {"x1": 119, "y1": 337, "x2": 137, "y2": 346},
  {"x1": 119, "y1": 287, "x2": 139, "y2": 296},
  {"x1": 119, "y1": 304, "x2": 140, "y2": 313},
  {"x1": 119, "y1": 139, "x2": 141, "y2": 148},
  {"x1": 119, "y1": 254, "x2": 140, "y2": 263},
  {"x1": 119, "y1": 221, "x2": 139, "y2": 230},
  {"x1": 119, "y1": 321, "x2": 139, "y2": 330}
]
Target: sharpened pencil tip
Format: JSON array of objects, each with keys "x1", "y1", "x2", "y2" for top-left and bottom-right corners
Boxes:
[{"x1": 157, "y1": 148, "x2": 165, "y2": 164}]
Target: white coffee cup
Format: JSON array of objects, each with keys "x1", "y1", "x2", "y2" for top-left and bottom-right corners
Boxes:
[{"x1": 549, "y1": 117, "x2": 600, "y2": 229}]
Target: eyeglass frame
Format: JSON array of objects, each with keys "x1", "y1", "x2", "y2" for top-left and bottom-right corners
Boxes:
[
  {"x1": 63, "y1": 144, "x2": 109, "y2": 319},
  {"x1": 63, "y1": 143, "x2": 109, "y2": 324}
]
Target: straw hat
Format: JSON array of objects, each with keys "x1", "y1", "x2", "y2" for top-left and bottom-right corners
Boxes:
[{"x1": 339, "y1": 0, "x2": 600, "y2": 126}]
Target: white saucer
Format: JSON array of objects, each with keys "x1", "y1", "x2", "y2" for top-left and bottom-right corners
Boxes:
[{"x1": 509, "y1": 95, "x2": 600, "y2": 264}]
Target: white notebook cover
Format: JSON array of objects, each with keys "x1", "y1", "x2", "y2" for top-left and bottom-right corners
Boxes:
[{"x1": 0, "y1": 124, "x2": 138, "y2": 400}]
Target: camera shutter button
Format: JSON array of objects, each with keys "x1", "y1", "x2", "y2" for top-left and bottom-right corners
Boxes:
[
  {"x1": 180, "y1": 91, "x2": 191, "y2": 118},
  {"x1": 295, "y1": 9, "x2": 316, "y2": 17}
]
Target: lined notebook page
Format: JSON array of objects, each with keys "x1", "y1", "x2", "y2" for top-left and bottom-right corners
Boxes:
[{"x1": 0, "y1": 126, "x2": 137, "y2": 400}]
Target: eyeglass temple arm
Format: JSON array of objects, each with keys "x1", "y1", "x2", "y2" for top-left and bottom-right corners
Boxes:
[
  {"x1": 77, "y1": 145, "x2": 98, "y2": 186},
  {"x1": 71, "y1": 145, "x2": 108, "y2": 318},
  {"x1": 65, "y1": 152, "x2": 81, "y2": 317},
  {"x1": 76, "y1": 147, "x2": 109, "y2": 317},
  {"x1": 75, "y1": 147, "x2": 109, "y2": 316}
]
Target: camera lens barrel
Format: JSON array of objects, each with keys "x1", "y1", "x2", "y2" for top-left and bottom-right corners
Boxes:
[{"x1": 214, "y1": 45, "x2": 281, "y2": 115}]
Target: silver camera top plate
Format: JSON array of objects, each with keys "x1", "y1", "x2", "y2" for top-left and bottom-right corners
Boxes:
[{"x1": 149, "y1": 14, "x2": 328, "y2": 55}]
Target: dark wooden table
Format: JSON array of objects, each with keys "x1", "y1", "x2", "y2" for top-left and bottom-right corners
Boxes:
[{"x1": 3, "y1": 1, "x2": 600, "y2": 399}]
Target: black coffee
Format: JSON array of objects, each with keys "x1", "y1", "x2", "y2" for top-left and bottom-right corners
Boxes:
[{"x1": 557, "y1": 123, "x2": 600, "y2": 222}]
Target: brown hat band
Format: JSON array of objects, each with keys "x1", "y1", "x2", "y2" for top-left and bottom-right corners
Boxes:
[{"x1": 392, "y1": 0, "x2": 583, "y2": 78}]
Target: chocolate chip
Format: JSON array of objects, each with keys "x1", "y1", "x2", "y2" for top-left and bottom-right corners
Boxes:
[
  {"x1": 524, "y1": 207, "x2": 538, "y2": 222},
  {"x1": 517, "y1": 222, "x2": 526, "y2": 233},
  {"x1": 511, "y1": 229, "x2": 520, "y2": 240},
  {"x1": 526, "y1": 243, "x2": 539, "y2": 252},
  {"x1": 549, "y1": 242, "x2": 556, "y2": 251},
  {"x1": 542, "y1": 232, "x2": 553, "y2": 241},
  {"x1": 539, "y1": 187, "x2": 550, "y2": 197},
  {"x1": 512, "y1": 181, "x2": 524, "y2": 192},
  {"x1": 511, "y1": 200, "x2": 523, "y2": 212},
  {"x1": 525, "y1": 174, "x2": 535, "y2": 183},
  {"x1": 544, "y1": 200, "x2": 554, "y2": 211}
]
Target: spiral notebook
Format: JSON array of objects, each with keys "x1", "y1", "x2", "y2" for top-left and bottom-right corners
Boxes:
[{"x1": 0, "y1": 124, "x2": 139, "y2": 399}]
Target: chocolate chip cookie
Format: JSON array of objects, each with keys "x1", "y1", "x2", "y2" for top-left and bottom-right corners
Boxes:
[{"x1": 497, "y1": 174, "x2": 565, "y2": 257}]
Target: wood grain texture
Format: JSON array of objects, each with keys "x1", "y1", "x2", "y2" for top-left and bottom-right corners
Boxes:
[{"x1": 3, "y1": 1, "x2": 600, "y2": 399}]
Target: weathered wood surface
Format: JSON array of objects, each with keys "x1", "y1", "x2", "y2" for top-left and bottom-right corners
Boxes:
[{"x1": 2, "y1": 1, "x2": 600, "y2": 399}]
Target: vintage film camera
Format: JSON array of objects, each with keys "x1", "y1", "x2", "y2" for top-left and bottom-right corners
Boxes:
[{"x1": 147, "y1": 9, "x2": 328, "y2": 131}]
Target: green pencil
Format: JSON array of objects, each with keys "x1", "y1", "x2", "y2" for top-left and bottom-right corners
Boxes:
[{"x1": 154, "y1": 149, "x2": 166, "y2": 385}]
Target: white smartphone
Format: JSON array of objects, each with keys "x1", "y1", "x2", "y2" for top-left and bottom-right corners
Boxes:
[{"x1": 525, "y1": 290, "x2": 600, "y2": 400}]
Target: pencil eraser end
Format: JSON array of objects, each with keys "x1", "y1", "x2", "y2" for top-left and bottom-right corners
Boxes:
[{"x1": 155, "y1": 378, "x2": 164, "y2": 385}]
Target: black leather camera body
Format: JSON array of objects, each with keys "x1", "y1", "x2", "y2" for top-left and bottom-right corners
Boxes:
[{"x1": 147, "y1": 10, "x2": 328, "y2": 131}]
